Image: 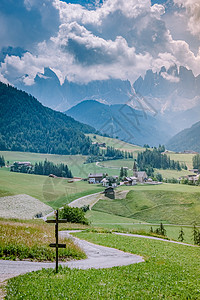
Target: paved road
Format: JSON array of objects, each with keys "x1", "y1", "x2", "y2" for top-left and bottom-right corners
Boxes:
[{"x1": 0, "y1": 231, "x2": 144, "y2": 283}]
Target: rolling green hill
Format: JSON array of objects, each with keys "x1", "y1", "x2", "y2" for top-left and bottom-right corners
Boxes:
[
  {"x1": 0, "y1": 168, "x2": 103, "y2": 208},
  {"x1": 87, "y1": 134, "x2": 144, "y2": 153},
  {"x1": 92, "y1": 187, "x2": 200, "y2": 225},
  {"x1": 0, "y1": 82, "x2": 97, "y2": 155}
]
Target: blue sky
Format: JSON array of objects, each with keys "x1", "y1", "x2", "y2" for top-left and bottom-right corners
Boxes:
[{"x1": 0, "y1": 0, "x2": 199, "y2": 86}]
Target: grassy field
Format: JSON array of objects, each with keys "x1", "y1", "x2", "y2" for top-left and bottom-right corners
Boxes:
[
  {"x1": 98, "y1": 159, "x2": 192, "y2": 179},
  {"x1": 0, "y1": 148, "x2": 195, "y2": 179},
  {"x1": 119, "y1": 182, "x2": 200, "y2": 193},
  {"x1": 86, "y1": 210, "x2": 143, "y2": 225},
  {"x1": 0, "y1": 151, "x2": 121, "y2": 178},
  {"x1": 6, "y1": 232, "x2": 200, "y2": 299},
  {"x1": 0, "y1": 219, "x2": 85, "y2": 261},
  {"x1": 92, "y1": 185, "x2": 200, "y2": 225},
  {"x1": 167, "y1": 153, "x2": 195, "y2": 169},
  {"x1": 154, "y1": 168, "x2": 193, "y2": 179},
  {"x1": 0, "y1": 168, "x2": 104, "y2": 209},
  {"x1": 86, "y1": 210, "x2": 198, "y2": 244},
  {"x1": 0, "y1": 151, "x2": 86, "y2": 166},
  {"x1": 87, "y1": 134, "x2": 145, "y2": 153}
]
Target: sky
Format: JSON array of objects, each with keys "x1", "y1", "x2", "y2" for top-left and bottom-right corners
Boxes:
[{"x1": 0, "y1": 0, "x2": 200, "y2": 86}]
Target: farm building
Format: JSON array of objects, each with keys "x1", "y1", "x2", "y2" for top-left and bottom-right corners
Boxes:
[
  {"x1": 104, "y1": 187, "x2": 115, "y2": 199},
  {"x1": 88, "y1": 173, "x2": 104, "y2": 184}
]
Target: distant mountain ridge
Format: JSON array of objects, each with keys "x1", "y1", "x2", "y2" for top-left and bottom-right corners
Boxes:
[
  {"x1": 0, "y1": 82, "x2": 97, "y2": 155},
  {"x1": 167, "y1": 121, "x2": 200, "y2": 152},
  {"x1": 66, "y1": 100, "x2": 172, "y2": 147},
  {"x1": 13, "y1": 64, "x2": 200, "y2": 134},
  {"x1": 17, "y1": 68, "x2": 133, "y2": 111}
]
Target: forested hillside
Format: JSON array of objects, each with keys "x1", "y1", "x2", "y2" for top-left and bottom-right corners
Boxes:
[
  {"x1": 0, "y1": 82, "x2": 97, "y2": 155},
  {"x1": 167, "y1": 121, "x2": 200, "y2": 152}
]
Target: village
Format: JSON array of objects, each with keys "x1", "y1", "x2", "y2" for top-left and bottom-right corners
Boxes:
[{"x1": 9, "y1": 160, "x2": 200, "y2": 188}]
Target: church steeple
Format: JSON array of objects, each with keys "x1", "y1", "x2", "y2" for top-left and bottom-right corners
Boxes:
[{"x1": 133, "y1": 161, "x2": 137, "y2": 177}]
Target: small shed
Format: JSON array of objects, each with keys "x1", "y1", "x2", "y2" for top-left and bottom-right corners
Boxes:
[{"x1": 104, "y1": 187, "x2": 115, "y2": 199}]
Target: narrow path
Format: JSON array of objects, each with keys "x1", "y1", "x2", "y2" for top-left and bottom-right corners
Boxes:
[
  {"x1": 68, "y1": 192, "x2": 102, "y2": 209},
  {"x1": 43, "y1": 192, "x2": 102, "y2": 219},
  {"x1": 0, "y1": 231, "x2": 144, "y2": 283},
  {"x1": 114, "y1": 232, "x2": 197, "y2": 247}
]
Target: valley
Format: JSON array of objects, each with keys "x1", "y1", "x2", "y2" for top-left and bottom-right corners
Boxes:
[
  {"x1": 1, "y1": 0, "x2": 200, "y2": 298},
  {"x1": 1, "y1": 113, "x2": 200, "y2": 300}
]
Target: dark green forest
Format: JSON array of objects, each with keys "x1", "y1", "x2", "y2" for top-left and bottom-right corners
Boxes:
[
  {"x1": 137, "y1": 147, "x2": 187, "y2": 173},
  {"x1": 85, "y1": 146, "x2": 133, "y2": 163},
  {"x1": 0, "y1": 82, "x2": 97, "y2": 155},
  {"x1": 11, "y1": 160, "x2": 73, "y2": 178}
]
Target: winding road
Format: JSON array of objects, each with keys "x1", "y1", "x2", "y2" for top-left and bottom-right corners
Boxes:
[
  {"x1": 1, "y1": 230, "x2": 197, "y2": 284},
  {"x1": 0, "y1": 231, "x2": 144, "y2": 283}
]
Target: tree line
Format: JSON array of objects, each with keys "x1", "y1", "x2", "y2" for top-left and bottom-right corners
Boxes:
[
  {"x1": 193, "y1": 154, "x2": 200, "y2": 171},
  {"x1": 137, "y1": 147, "x2": 187, "y2": 173},
  {"x1": 85, "y1": 146, "x2": 133, "y2": 163},
  {"x1": 10, "y1": 159, "x2": 73, "y2": 178}
]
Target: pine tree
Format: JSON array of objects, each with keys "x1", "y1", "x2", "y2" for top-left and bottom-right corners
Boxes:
[
  {"x1": 0, "y1": 155, "x2": 5, "y2": 167},
  {"x1": 178, "y1": 227, "x2": 185, "y2": 242},
  {"x1": 124, "y1": 168, "x2": 128, "y2": 177},
  {"x1": 120, "y1": 167, "x2": 124, "y2": 179},
  {"x1": 193, "y1": 223, "x2": 199, "y2": 244}
]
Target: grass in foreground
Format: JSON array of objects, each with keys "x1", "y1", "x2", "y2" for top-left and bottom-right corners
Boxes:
[
  {"x1": 0, "y1": 219, "x2": 86, "y2": 261},
  {"x1": 92, "y1": 188, "x2": 200, "y2": 225},
  {"x1": 6, "y1": 232, "x2": 200, "y2": 299}
]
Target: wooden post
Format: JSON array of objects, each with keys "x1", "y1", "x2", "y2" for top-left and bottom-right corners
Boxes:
[
  {"x1": 55, "y1": 209, "x2": 58, "y2": 273},
  {"x1": 46, "y1": 210, "x2": 68, "y2": 273}
]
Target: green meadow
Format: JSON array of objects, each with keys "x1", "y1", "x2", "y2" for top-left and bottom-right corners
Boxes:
[
  {"x1": 0, "y1": 168, "x2": 103, "y2": 208},
  {"x1": 92, "y1": 185, "x2": 200, "y2": 225},
  {"x1": 87, "y1": 134, "x2": 145, "y2": 153},
  {"x1": 5, "y1": 232, "x2": 200, "y2": 299},
  {"x1": 0, "y1": 151, "x2": 121, "y2": 178},
  {"x1": 167, "y1": 152, "x2": 195, "y2": 169},
  {"x1": 98, "y1": 159, "x2": 192, "y2": 179},
  {"x1": 86, "y1": 210, "x2": 197, "y2": 244}
]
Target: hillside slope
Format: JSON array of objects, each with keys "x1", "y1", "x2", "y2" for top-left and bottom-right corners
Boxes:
[
  {"x1": 0, "y1": 82, "x2": 96, "y2": 155},
  {"x1": 66, "y1": 100, "x2": 171, "y2": 146},
  {"x1": 167, "y1": 121, "x2": 200, "y2": 152}
]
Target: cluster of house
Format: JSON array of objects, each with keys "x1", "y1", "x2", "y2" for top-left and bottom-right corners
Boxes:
[
  {"x1": 88, "y1": 163, "x2": 156, "y2": 187},
  {"x1": 181, "y1": 169, "x2": 200, "y2": 183}
]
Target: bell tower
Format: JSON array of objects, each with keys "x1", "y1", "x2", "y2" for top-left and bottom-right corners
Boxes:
[{"x1": 133, "y1": 161, "x2": 137, "y2": 177}]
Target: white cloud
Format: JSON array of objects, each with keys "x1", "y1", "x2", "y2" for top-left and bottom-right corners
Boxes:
[
  {"x1": 0, "y1": 0, "x2": 200, "y2": 86},
  {"x1": 174, "y1": 0, "x2": 200, "y2": 39},
  {"x1": 161, "y1": 72, "x2": 180, "y2": 83},
  {"x1": 0, "y1": 73, "x2": 11, "y2": 85}
]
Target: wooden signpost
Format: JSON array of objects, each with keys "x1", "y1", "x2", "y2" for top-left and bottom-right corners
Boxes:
[{"x1": 46, "y1": 210, "x2": 68, "y2": 273}]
